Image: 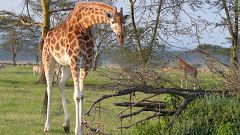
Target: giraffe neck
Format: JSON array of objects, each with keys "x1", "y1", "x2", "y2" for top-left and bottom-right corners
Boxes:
[
  {"x1": 178, "y1": 58, "x2": 189, "y2": 67},
  {"x1": 178, "y1": 58, "x2": 193, "y2": 70},
  {"x1": 67, "y1": 3, "x2": 115, "y2": 31}
]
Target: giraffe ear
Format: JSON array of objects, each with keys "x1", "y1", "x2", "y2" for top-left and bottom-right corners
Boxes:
[{"x1": 123, "y1": 15, "x2": 130, "y2": 24}]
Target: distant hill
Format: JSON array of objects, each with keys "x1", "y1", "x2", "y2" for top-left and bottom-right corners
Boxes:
[{"x1": 0, "y1": 43, "x2": 232, "y2": 67}]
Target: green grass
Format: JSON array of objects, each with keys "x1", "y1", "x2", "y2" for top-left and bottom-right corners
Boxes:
[
  {"x1": 0, "y1": 66, "x2": 157, "y2": 135},
  {"x1": 0, "y1": 65, "x2": 223, "y2": 135}
]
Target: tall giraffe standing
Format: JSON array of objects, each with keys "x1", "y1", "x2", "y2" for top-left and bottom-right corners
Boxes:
[
  {"x1": 177, "y1": 56, "x2": 198, "y2": 90},
  {"x1": 41, "y1": 2, "x2": 129, "y2": 135}
]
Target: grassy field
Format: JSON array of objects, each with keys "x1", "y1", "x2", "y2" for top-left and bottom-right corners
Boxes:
[{"x1": 0, "y1": 65, "x2": 222, "y2": 135}]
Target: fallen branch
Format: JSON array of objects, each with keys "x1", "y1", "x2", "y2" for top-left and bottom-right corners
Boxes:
[
  {"x1": 86, "y1": 86, "x2": 226, "y2": 130},
  {"x1": 117, "y1": 94, "x2": 159, "y2": 116},
  {"x1": 82, "y1": 118, "x2": 110, "y2": 135},
  {"x1": 114, "y1": 101, "x2": 166, "y2": 109},
  {"x1": 85, "y1": 87, "x2": 137, "y2": 115},
  {"x1": 119, "y1": 108, "x2": 176, "y2": 119},
  {"x1": 166, "y1": 97, "x2": 193, "y2": 129},
  {"x1": 118, "y1": 110, "x2": 176, "y2": 129}
]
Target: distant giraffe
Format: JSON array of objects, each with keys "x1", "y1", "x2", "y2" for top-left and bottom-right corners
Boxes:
[
  {"x1": 41, "y1": 2, "x2": 129, "y2": 135},
  {"x1": 0, "y1": 63, "x2": 5, "y2": 69},
  {"x1": 177, "y1": 56, "x2": 198, "y2": 90},
  {"x1": 32, "y1": 65, "x2": 43, "y2": 75}
]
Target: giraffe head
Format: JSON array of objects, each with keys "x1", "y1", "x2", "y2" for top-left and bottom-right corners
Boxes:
[{"x1": 107, "y1": 7, "x2": 129, "y2": 44}]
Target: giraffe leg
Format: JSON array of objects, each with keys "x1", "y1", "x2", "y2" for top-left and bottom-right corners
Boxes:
[
  {"x1": 193, "y1": 81, "x2": 196, "y2": 90},
  {"x1": 78, "y1": 68, "x2": 86, "y2": 130},
  {"x1": 181, "y1": 79, "x2": 183, "y2": 89},
  {"x1": 58, "y1": 66, "x2": 71, "y2": 132},
  {"x1": 43, "y1": 57, "x2": 56, "y2": 132},
  {"x1": 185, "y1": 80, "x2": 188, "y2": 89},
  {"x1": 193, "y1": 78, "x2": 199, "y2": 90},
  {"x1": 70, "y1": 63, "x2": 84, "y2": 135}
]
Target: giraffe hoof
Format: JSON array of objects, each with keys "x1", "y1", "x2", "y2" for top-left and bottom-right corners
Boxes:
[{"x1": 63, "y1": 126, "x2": 70, "y2": 133}]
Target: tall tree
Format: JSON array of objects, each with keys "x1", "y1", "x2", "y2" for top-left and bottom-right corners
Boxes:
[
  {"x1": 126, "y1": 0, "x2": 204, "y2": 66},
  {"x1": 37, "y1": 0, "x2": 51, "y2": 83},
  {"x1": 1, "y1": 28, "x2": 21, "y2": 66},
  {"x1": 206, "y1": 0, "x2": 239, "y2": 70}
]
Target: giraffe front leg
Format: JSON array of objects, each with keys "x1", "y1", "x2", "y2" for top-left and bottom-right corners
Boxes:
[
  {"x1": 185, "y1": 80, "x2": 188, "y2": 89},
  {"x1": 71, "y1": 67, "x2": 85, "y2": 135},
  {"x1": 74, "y1": 83, "x2": 83, "y2": 135},
  {"x1": 193, "y1": 78, "x2": 199, "y2": 90},
  {"x1": 193, "y1": 82, "x2": 196, "y2": 90},
  {"x1": 181, "y1": 79, "x2": 183, "y2": 89}
]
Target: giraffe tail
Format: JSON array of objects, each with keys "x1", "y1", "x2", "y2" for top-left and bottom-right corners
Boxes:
[{"x1": 42, "y1": 89, "x2": 48, "y2": 117}]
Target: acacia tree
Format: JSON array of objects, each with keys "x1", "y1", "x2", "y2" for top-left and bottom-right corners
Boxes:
[
  {"x1": 91, "y1": 26, "x2": 116, "y2": 70},
  {"x1": 0, "y1": 9, "x2": 39, "y2": 66},
  {"x1": 125, "y1": 0, "x2": 205, "y2": 66},
  {"x1": 1, "y1": 29, "x2": 22, "y2": 66},
  {"x1": 205, "y1": 0, "x2": 239, "y2": 70}
]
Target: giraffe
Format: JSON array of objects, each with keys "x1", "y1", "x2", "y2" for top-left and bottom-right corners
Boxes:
[
  {"x1": 0, "y1": 63, "x2": 5, "y2": 69},
  {"x1": 41, "y1": 2, "x2": 129, "y2": 135},
  {"x1": 177, "y1": 56, "x2": 198, "y2": 90}
]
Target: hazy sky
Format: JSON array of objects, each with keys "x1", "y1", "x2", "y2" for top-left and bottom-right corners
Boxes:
[
  {"x1": 0, "y1": 0, "x2": 24, "y2": 12},
  {"x1": 0, "y1": 0, "x2": 230, "y2": 49}
]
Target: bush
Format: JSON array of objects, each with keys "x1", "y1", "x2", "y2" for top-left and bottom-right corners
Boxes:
[
  {"x1": 171, "y1": 94, "x2": 240, "y2": 134},
  {"x1": 128, "y1": 94, "x2": 240, "y2": 135}
]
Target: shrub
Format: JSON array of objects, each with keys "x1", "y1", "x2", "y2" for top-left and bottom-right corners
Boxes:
[
  {"x1": 128, "y1": 94, "x2": 240, "y2": 135},
  {"x1": 171, "y1": 94, "x2": 240, "y2": 134}
]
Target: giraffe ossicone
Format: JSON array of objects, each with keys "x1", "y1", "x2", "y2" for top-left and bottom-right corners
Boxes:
[{"x1": 42, "y1": 2, "x2": 129, "y2": 135}]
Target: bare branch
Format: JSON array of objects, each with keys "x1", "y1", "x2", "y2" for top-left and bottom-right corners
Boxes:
[
  {"x1": 114, "y1": 101, "x2": 166, "y2": 109},
  {"x1": 49, "y1": 7, "x2": 74, "y2": 14},
  {"x1": 19, "y1": 19, "x2": 42, "y2": 26}
]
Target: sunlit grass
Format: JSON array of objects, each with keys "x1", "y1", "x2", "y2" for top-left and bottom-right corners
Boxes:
[{"x1": 0, "y1": 65, "x2": 222, "y2": 135}]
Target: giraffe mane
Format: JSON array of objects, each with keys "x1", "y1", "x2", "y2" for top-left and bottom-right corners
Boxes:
[{"x1": 76, "y1": 2, "x2": 117, "y2": 12}]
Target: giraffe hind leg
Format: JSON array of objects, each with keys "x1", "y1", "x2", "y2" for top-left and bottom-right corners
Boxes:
[{"x1": 58, "y1": 66, "x2": 71, "y2": 133}]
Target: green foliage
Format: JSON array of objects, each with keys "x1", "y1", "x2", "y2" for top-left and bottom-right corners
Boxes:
[
  {"x1": 171, "y1": 94, "x2": 240, "y2": 134},
  {"x1": 196, "y1": 44, "x2": 230, "y2": 56},
  {"x1": 129, "y1": 121, "x2": 160, "y2": 135},
  {"x1": 128, "y1": 94, "x2": 240, "y2": 135},
  {"x1": 196, "y1": 44, "x2": 223, "y2": 50}
]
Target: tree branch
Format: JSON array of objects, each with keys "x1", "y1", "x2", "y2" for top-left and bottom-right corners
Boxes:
[
  {"x1": 49, "y1": 7, "x2": 74, "y2": 14},
  {"x1": 114, "y1": 101, "x2": 166, "y2": 109}
]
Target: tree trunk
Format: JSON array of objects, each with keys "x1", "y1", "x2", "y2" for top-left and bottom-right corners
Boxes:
[
  {"x1": 93, "y1": 51, "x2": 100, "y2": 71},
  {"x1": 93, "y1": 56, "x2": 97, "y2": 71},
  {"x1": 129, "y1": 0, "x2": 163, "y2": 66},
  {"x1": 231, "y1": 37, "x2": 238, "y2": 70},
  {"x1": 37, "y1": 0, "x2": 51, "y2": 84},
  {"x1": 222, "y1": 0, "x2": 239, "y2": 71},
  {"x1": 12, "y1": 53, "x2": 17, "y2": 66},
  {"x1": 230, "y1": 0, "x2": 239, "y2": 70}
]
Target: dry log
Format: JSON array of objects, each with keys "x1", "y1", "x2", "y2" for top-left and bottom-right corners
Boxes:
[
  {"x1": 119, "y1": 108, "x2": 176, "y2": 119},
  {"x1": 85, "y1": 86, "x2": 210, "y2": 115},
  {"x1": 114, "y1": 102, "x2": 166, "y2": 109},
  {"x1": 85, "y1": 86, "x2": 227, "y2": 129},
  {"x1": 82, "y1": 119, "x2": 110, "y2": 135}
]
